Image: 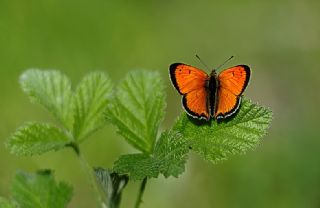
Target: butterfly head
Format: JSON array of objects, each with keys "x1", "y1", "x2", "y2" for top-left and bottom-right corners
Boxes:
[{"x1": 210, "y1": 69, "x2": 217, "y2": 77}]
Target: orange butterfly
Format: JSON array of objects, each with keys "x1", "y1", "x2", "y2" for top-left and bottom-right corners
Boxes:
[{"x1": 169, "y1": 62, "x2": 250, "y2": 120}]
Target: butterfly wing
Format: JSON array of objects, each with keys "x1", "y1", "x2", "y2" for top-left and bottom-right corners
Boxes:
[
  {"x1": 215, "y1": 65, "x2": 250, "y2": 119},
  {"x1": 170, "y1": 63, "x2": 210, "y2": 120}
]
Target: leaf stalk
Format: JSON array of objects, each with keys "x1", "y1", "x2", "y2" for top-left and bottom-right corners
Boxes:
[
  {"x1": 71, "y1": 143, "x2": 105, "y2": 207},
  {"x1": 134, "y1": 177, "x2": 148, "y2": 208}
]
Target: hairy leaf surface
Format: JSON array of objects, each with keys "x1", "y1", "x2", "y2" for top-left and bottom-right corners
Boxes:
[
  {"x1": 20, "y1": 69, "x2": 73, "y2": 129},
  {"x1": 113, "y1": 154, "x2": 158, "y2": 180},
  {"x1": 73, "y1": 72, "x2": 113, "y2": 141},
  {"x1": 173, "y1": 99, "x2": 272, "y2": 163},
  {"x1": 154, "y1": 131, "x2": 189, "y2": 178},
  {"x1": 6, "y1": 123, "x2": 70, "y2": 156},
  {"x1": 106, "y1": 70, "x2": 166, "y2": 153},
  {"x1": 113, "y1": 131, "x2": 189, "y2": 180}
]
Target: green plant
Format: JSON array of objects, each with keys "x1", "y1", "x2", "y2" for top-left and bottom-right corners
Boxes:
[{"x1": 3, "y1": 68, "x2": 272, "y2": 208}]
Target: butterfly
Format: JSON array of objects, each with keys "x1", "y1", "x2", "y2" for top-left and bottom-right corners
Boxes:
[{"x1": 169, "y1": 62, "x2": 250, "y2": 120}]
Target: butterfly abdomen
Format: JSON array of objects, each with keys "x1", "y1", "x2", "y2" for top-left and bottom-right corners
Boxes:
[{"x1": 208, "y1": 72, "x2": 218, "y2": 118}]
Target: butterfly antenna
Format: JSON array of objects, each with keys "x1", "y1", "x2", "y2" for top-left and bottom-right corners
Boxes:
[
  {"x1": 216, "y1": 56, "x2": 234, "y2": 71},
  {"x1": 195, "y1": 54, "x2": 210, "y2": 71}
]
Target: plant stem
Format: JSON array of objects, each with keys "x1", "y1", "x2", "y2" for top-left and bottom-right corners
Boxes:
[
  {"x1": 134, "y1": 177, "x2": 148, "y2": 208},
  {"x1": 69, "y1": 142, "x2": 104, "y2": 207}
]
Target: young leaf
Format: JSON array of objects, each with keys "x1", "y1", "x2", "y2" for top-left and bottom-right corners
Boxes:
[
  {"x1": 113, "y1": 131, "x2": 189, "y2": 180},
  {"x1": 6, "y1": 122, "x2": 71, "y2": 156},
  {"x1": 94, "y1": 168, "x2": 129, "y2": 208},
  {"x1": 106, "y1": 70, "x2": 166, "y2": 153},
  {"x1": 20, "y1": 69, "x2": 73, "y2": 129},
  {"x1": 173, "y1": 98, "x2": 273, "y2": 163},
  {"x1": 11, "y1": 170, "x2": 73, "y2": 208},
  {"x1": 73, "y1": 72, "x2": 113, "y2": 141}
]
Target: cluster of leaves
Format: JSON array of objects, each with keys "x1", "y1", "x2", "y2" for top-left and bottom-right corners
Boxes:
[
  {"x1": 6, "y1": 69, "x2": 113, "y2": 156},
  {"x1": 107, "y1": 71, "x2": 272, "y2": 180},
  {"x1": 4, "y1": 69, "x2": 114, "y2": 207},
  {"x1": 3, "y1": 68, "x2": 272, "y2": 207}
]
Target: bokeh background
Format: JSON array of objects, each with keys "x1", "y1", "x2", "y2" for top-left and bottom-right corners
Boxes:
[{"x1": 1, "y1": 0, "x2": 320, "y2": 207}]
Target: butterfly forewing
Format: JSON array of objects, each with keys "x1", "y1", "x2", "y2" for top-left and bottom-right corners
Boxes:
[
  {"x1": 170, "y1": 63, "x2": 210, "y2": 120},
  {"x1": 215, "y1": 65, "x2": 250, "y2": 118}
]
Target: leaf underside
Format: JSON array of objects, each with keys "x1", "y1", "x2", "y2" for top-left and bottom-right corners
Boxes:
[
  {"x1": 94, "y1": 168, "x2": 129, "y2": 208},
  {"x1": 113, "y1": 130, "x2": 189, "y2": 180}
]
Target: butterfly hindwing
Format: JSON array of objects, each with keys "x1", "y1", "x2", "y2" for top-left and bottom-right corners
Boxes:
[
  {"x1": 182, "y1": 87, "x2": 210, "y2": 120},
  {"x1": 170, "y1": 63, "x2": 210, "y2": 120},
  {"x1": 215, "y1": 88, "x2": 241, "y2": 119},
  {"x1": 215, "y1": 65, "x2": 250, "y2": 119}
]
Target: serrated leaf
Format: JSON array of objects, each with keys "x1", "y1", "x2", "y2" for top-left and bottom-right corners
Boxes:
[
  {"x1": 113, "y1": 130, "x2": 189, "y2": 180},
  {"x1": 73, "y1": 72, "x2": 113, "y2": 141},
  {"x1": 6, "y1": 122, "x2": 71, "y2": 156},
  {"x1": 106, "y1": 70, "x2": 166, "y2": 153},
  {"x1": 113, "y1": 154, "x2": 158, "y2": 180},
  {"x1": 0, "y1": 197, "x2": 16, "y2": 208},
  {"x1": 10, "y1": 170, "x2": 72, "y2": 208},
  {"x1": 20, "y1": 69, "x2": 73, "y2": 129},
  {"x1": 154, "y1": 130, "x2": 189, "y2": 178},
  {"x1": 173, "y1": 98, "x2": 272, "y2": 163},
  {"x1": 94, "y1": 168, "x2": 128, "y2": 208}
]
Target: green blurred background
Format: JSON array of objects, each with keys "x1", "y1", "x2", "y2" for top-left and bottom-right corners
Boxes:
[{"x1": 1, "y1": 0, "x2": 319, "y2": 207}]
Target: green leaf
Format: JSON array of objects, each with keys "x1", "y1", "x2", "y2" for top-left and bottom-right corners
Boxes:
[
  {"x1": 20, "y1": 69, "x2": 73, "y2": 129},
  {"x1": 173, "y1": 98, "x2": 273, "y2": 163},
  {"x1": 154, "y1": 130, "x2": 189, "y2": 178},
  {"x1": 6, "y1": 122, "x2": 71, "y2": 156},
  {"x1": 113, "y1": 154, "x2": 158, "y2": 180},
  {"x1": 106, "y1": 70, "x2": 166, "y2": 153},
  {"x1": 73, "y1": 72, "x2": 113, "y2": 141},
  {"x1": 113, "y1": 130, "x2": 189, "y2": 180},
  {"x1": 94, "y1": 168, "x2": 128, "y2": 208},
  {"x1": 0, "y1": 197, "x2": 16, "y2": 208},
  {"x1": 11, "y1": 170, "x2": 72, "y2": 208}
]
